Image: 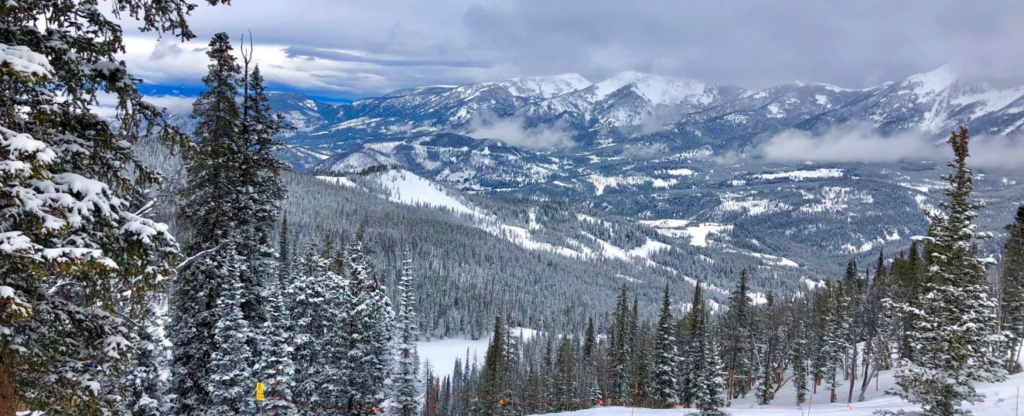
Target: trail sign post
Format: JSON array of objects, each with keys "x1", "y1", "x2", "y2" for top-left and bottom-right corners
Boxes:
[{"x1": 256, "y1": 382, "x2": 265, "y2": 416}]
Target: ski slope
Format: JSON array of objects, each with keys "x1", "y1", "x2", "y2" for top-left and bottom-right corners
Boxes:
[{"x1": 530, "y1": 370, "x2": 1024, "y2": 416}]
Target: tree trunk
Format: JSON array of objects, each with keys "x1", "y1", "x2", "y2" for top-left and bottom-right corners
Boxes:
[{"x1": 0, "y1": 353, "x2": 16, "y2": 416}]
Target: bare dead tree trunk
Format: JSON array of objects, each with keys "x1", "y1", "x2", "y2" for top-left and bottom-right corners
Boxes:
[
  {"x1": 0, "y1": 353, "x2": 16, "y2": 416},
  {"x1": 847, "y1": 346, "x2": 858, "y2": 404}
]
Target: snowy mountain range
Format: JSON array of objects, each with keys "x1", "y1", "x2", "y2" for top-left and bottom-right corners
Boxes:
[
  {"x1": 270, "y1": 65, "x2": 1024, "y2": 155},
  {"x1": 146, "y1": 65, "x2": 1024, "y2": 280}
]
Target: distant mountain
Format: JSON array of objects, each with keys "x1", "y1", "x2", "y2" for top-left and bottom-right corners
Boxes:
[{"x1": 250, "y1": 67, "x2": 1024, "y2": 279}]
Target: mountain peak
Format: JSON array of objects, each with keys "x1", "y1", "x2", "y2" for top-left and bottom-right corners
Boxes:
[
  {"x1": 497, "y1": 73, "x2": 591, "y2": 99},
  {"x1": 904, "y1": 65, "x2": 958, "y2": 95},
  {"x1": 594, "y1": 71, "x2": 707, "y2": 105}
]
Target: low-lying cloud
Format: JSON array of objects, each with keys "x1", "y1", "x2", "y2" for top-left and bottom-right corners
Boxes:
[
  {"x1": 465, "y1": 111, "x2": 575, "y2": 150},
  {"x1": 758, "y1": 124, "x2": 1024, "y2": 169}
]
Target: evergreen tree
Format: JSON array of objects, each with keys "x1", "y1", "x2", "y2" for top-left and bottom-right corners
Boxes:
[
  {"x1": 583, "y1": 318, "x2": 597, "y2": 361},
  {"x1": 0, "y1": 0, "x2": 204, "y2": 413},
  {"x1": 123, "y1": 305, "x2": 172, "y2": 416},
  {"x1": 609, "y1": 285, "x2": 632, "y2": 405},
  {"x1": 792, "y1": 338, "x2": 808, "y2": 406},
  {"x1": 554, "y1": 337, "x2": 578, "y2": 411},
  {"x1": 171, "y1": 32, "x2": 286, "y2": 414},
  {"x1": 289, "y1": 244, "x2": 351, "y2": 409},
  {"x1": 207, "y1": 245, "x2": 256, "y2": 415},
  {"x1": 891, "y1": 126, "x2": 1007, "y2": 416},
  {"x1": 689, "y1": 299, "x2": 726, "y2": 416},
  {"x1": 1000, "y1": 206, "x2": 1024, "y2": 372},
  {"x1": 652, "y1": 284, "x2": 680, "y2": 407},
  {"x1": 263, "y1": 279, "x2": 297, "y2": 415},
  {"x1": 724, "y1": 270, "x2": 753, "y2": 403},
  {"x1": 393, "y1": 255, "x2": 422, "y2": 416},
  {"x1": 345, "y1": 239, "x2": 396, "y2": 415},
  {"x1": 478, "y1": 317, "x2": 509, "y2": 416},
  {"x1": 682, "y1": 283, "x2": 707, "y2": 407}
]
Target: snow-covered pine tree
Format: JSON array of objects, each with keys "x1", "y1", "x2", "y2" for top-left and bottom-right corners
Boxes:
[
  {"x1": 169, "y1": 32, "x2": 250, "y2": 415},
  {"x1": 0, "y1": 0, "x2": 207, "y2": 413},
  {"x1": 345, "y1": 239, "x2": 395, "y2": 415},
  {"x1": 263, "y1": 278, "x2": 297, "y2": 415},
  {"x1": 890, "y1": 126, "x2": 1007, "y2": 416},
  {"x1": 682, "y1": 283, "x2": 707, "y2": 407},
  {"x1": 554, "y1": 337, "x2": 578, "y2": 412},
  {"x1": 792, "y1": 338, "x2": 808, "y2": 406},
  {"x1": 688, "y1": 287, "x2": 726, "y2": 416},
  {"x1": 122, "y1": 303, "x2": 172, "y2": 416},
  {"x1": 237, "y1": 62, "x2": 286, "y2": 291},
  {"x1": 609, "y1": 285, "x2": 632, "y2": 405},
  {"x1": 278, "y1": 214, "x2": 292, "y2": 285},
  {"x1": 822, "y1": 279, "x2": 846, "y2": 403},
  {"x1": 724, "y1": 270, "x2": 753, "y2": 403},
  {"x1": 1000, "y1": 206, "x2": 1024, "y2": 372},
  {"x1": 288, "y1": 244, "x2": 350, "y2": 409},
  {"x1": 206, "y1": 244, "x2": 256, "y2": 415},
  {"x1": 652, "y1": 284, "x2": 680, "y2": 407},
  {"x1": 392, "y1": 255, "x2": 421, "y2": 416}
]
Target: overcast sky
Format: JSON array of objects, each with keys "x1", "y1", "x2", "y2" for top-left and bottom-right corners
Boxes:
[{"x1": 119, "y1": 0, "x2": 1024, "y2": 100}]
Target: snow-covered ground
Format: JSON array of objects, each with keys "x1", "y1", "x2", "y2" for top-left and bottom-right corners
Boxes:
[
  {"x1": 417, "y1": 327, "x2": 539, "y2": 380},
  {"x1": 529, "y1": 369, "x2": 1024, "y2": 416}
]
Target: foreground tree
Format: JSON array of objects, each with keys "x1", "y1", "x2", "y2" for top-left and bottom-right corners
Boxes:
[
  {"x1": 890, "y1": 126, "x2": 1006, "y2": 416},
  {"x1": 651, "y1": 285, "x2": 680, "y2": 407},
  {"x1": 0, "y1": 0, "x2": 224, "y2": 414}
]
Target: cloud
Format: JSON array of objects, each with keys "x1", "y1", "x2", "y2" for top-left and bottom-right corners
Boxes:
[
  {"x1": 284, "y1": 46, "x2": 489, "y2": 69},
  {"x1": 112, "y1": 1, "x2": 1024, "y2": 98},
  {"x1": 92, "y1": 93, "x2": 196, "y2": 119},
  {"x1": 757, "y1": 124, "x2": 1024, "y2": 169},
  {"x1": 465, "y1": 111, "x2": 575, "y2": 150},
  {"x1": 145, "y1": 95, "x2": 196, "y2": 117}
]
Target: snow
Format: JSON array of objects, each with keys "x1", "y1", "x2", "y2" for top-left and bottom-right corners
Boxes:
[
  {"x1": 718, "y1": 193, "x2": 791, "y2": 216},
  {"x1": 660, "y1": 168, "x2": 695, "y2": 176},
  {"x1": 530, "y1": 370, "x2": 1024, "y2": 416},
  {"x1": 592, "y1": 71, "x2": 707, "y2": 106},
  {"x1": 804, "y1": 278, "x2": 826, "y2": 290},
  {"x1": 905, "y1": 65, "x2": 957, "y2": 97},
  {"x1": 639, "y1": 219, "x2": 692, "y2": 228},
  {"x1": 681, "y1": 223, "x2": 732, "y2": 247},
  {"x1": 745, "y1": 252, "x2": 800, "y2": 267},
  {"x1": 0, "y1": 44, "x2": 53, "y2": 76},
  {"x1": 756, "y1": 168, "x2": 843, "y2": 181},
  {"x1": 416, "y1": 327, "x2": 539, "y2": 380},
  {"x1": 952, "y1": 84, "x2": 1024, "y2": 119},
  {"x1": 627, "y1": 239, "x2": 671, "y2": 258},
  {"x1": 841, "y1": 241, "x2": 875, "y2": 254},
  {"x1": 375, "y1": 170, "x2": 479, "y2": 217},
  {"x1": 815, "y1": 94, "x2": 831, "y2": 107},
  {"x1": 315, "y1": 176, "x2": 358, "y2": 188},
  {"x1": 498, "y1": 74, "x2": 591, "y2": 99}
]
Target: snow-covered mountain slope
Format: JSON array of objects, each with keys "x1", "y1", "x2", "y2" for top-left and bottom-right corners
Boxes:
[
  {"x1": 799, "y1": 65, "x2": 1024, "y2": 135},
  {"x1": 311, "y1": 167, "x2": 816, "y2": 291}
]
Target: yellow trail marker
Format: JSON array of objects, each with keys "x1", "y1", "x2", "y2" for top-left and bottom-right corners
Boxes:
[{"x1": 255, "y1": 382, "x2": 266, "y2": 402}]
